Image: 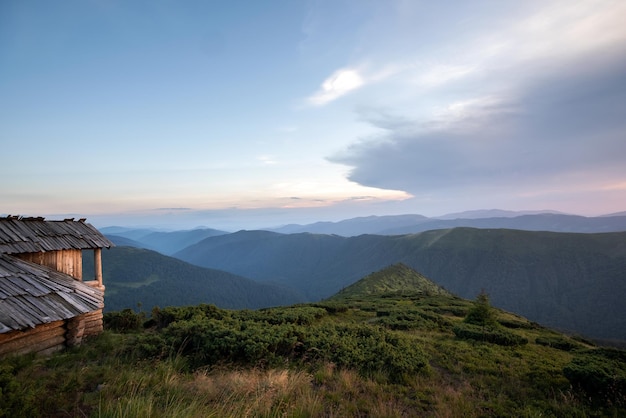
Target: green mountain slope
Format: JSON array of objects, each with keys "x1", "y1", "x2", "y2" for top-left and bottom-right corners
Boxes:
[
  {"x1": 5, "y1": 266, "x2": 625, "y2": 417},
  {"x1": 175, "y1": 228, "x2": 626, "y2": 341},
  {"x1": 84, "y1": 246, "x2": 305, "y2": 312},
  {"x1": 331, "y1": 263, "x2": 453, "y2": 299}
]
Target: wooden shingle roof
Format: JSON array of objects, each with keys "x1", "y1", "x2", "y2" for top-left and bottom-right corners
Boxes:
[
  {"x1": 0, "y1": 216, "x2": 114, "y2": 254},
  {"x1": 0, "y1": 254, "x2": 104, "y2": 333}
]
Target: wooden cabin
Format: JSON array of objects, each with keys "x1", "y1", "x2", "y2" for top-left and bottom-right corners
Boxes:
[{"x1": 0, "y1": 216, "x2": 114, "y2": 357}]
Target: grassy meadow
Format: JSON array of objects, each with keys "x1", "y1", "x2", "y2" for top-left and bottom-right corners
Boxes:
[{"x1": 2, "y1": 265, "x2": 625, "y2": 416}]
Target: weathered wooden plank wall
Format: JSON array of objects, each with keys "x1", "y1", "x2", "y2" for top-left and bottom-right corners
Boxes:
[{"x1": 16, "y1": 249, "x2": 83, "y2": 280}]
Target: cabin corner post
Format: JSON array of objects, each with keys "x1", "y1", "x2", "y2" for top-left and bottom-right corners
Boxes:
[{"x1": 94, "y1": 248, "x2": 103, "y2": 286}]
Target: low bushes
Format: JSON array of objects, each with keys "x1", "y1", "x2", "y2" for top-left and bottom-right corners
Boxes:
[
  {"x1": 117, "y1": 304, "x2": 429, "y2": 383},
  {"x1": 453, "y1": 323, "x2": 528, "y2": 346},
  {"x1": 535, "y1": 336, "x2": 581, "y2": 351},
  {"x1": 563, "y1": 348, "x2": 626, "y2": 406},
  {"x1": 104, "y1": 309, "x2": 146, "y2": 332},
  {"x1": 375, "y1": 309, "x2": 452, "y2": 331},
  {"x1": 453, "y1": 291, "x2": 528, "y2": 346},
  {"x1": 303, "y1": 323, "x2": 429, "y2": 382}
]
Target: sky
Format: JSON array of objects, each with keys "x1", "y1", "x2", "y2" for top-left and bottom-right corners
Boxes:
[{"x1": 1, "y1": 0, "x2": 625, "y2": 230}]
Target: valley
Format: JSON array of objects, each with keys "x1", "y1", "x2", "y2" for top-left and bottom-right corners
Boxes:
[{"x1": 97, "y1": 213, "x2": 626, "y2": 344}]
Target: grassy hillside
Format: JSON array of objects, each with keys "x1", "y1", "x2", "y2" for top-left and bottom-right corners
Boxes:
[
  {"x1": 175, "y1": 228, "x2": 626, "y2": 342},
  {"x1": 84, "y1": 246, "x2": 305, "y2": 312},
  {"x1": 2, "y1": 266, "x2": 625, "y2": 416},
  {"x1": 332, "y1": 263, "x2": 453, "y2": 299}
]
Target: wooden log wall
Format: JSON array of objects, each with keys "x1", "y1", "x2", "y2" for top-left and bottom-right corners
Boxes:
[
  {"x1": 65, "y1": 316, "x2": 86, "y2": 347},
  {"x1": 0, "y1": 320, "x2": 66, "y2": 357},
  {"x1": 0, "y1": 310, "x2": 104, "y2": 358},
  {"x1": 82, "y1": 309, "x2": 104, "y2": 337}
]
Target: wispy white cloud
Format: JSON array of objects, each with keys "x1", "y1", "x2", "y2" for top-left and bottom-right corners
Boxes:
[
  {"x1": 505, "y1": 0, "x2": 626, "y2": 62},
  {"x1": 307, "y1": 68, "x2": 364, "y2": 106},
  {"x1": 414, "y1": 64, "x2": 477, "y2": 88}
]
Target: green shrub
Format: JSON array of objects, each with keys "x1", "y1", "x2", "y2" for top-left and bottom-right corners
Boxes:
[
  {"x1": 151, "y1": 304, "x2": 226, "y2": 329},
  {"x1": 563, "y1": 348, "x2": 626, "y2": 406},
  {"x1": 453, "y1": 323, "x2": 528, "y2": 346},
  {"x1": 147, "y1": 303, "x2": 429, "y2": 382},
  {"x1": 374, "y1": 309, "x2": 451, "y2": 331},
  {"x1": 499, "y1": 319, "x2": 536, "y2": 329},
  {"x1": 303, "y1": 323, "x2": 429, "y2": 382},
  {"x1": 535, "y1": 336, "x2": 580, "y2": 351},
  {"x1": 312, "y1": 302, "x2": 348, "y2": 314},
  {"x1": 243, "y1": 306, "x2": 328, "y2": 325},
  {"x1": 104, "y1": 309, "x2": 146, "y2": 332},
  {"x1": 161, "y1": 316, "x2": 301, "y2": 368},
  {"x1": 464, "y1": 291, "x2": 497, "y2": 327}
]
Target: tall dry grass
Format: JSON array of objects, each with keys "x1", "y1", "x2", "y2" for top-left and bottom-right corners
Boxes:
[
  {"x1": 95, "y1": 359, "x2": 427, "y2": 417},
  {"x1": 188, "y1": 367, "x2": 323, "y2": 417}
]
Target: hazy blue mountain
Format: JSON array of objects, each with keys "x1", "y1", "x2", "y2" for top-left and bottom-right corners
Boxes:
[
  {"x1": 271, "y1": 214, "x2": 429, "y2": 235},
  {"x1": 602, "y1": 211, "x2": 626, "y2": 217},
  {"x1": 138, "y1": 228, "x2": 229, "y2": 255},
  {"x1": 101, "y1": 227, "x2": 229, "y2": 254},
  {"x1": 86, "y1": 246, "x2": 305, "y2": 312},
  {"x1": 105, "y1": 234, "x2": 151, "y2": 249},
  {"x1": 435, "y1": 209, "x2": 565, "y2": 219},
  {"x1": 380, "y1": 214, "x2": 626, "y2": 235},
  {"x1": 100, "y1": 226, "x2": 161, "y2": 241},
  {"x1": 175, "y1": 228, "x2": 626, "y2": 341},
  {"x1": 268, "y1": 213, "x2": 626, "y2": 236}
]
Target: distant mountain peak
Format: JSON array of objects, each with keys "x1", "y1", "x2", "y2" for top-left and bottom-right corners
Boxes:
[
  {"x1": 330, "y1": 263, "x2": 452, "y2": 300},
  {"x1": 436, "y1": 209, "x2": 565, "y2": 220},
  {"x1": 601, "y1": 211, "x2": 626, "y2": 217}
]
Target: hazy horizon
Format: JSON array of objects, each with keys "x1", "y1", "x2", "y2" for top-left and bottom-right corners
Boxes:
[{"x1": 6, "y1": 207, "x2": 621, "y2": 233}]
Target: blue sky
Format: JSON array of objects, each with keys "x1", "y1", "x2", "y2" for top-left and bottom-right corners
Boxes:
[{"x1": 1, "y1": 0, "x2": 625, "y2": 230}]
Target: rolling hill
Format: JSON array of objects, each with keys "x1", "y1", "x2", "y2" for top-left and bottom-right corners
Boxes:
[
  {"x1": 175, "y1": 228, "x2": 626, "y2": 341},
  {"x1": 331, "y1": 263, "x2": 453, "y2": 299},
  {"x1": 6, "y1": 263, "x2": 625, "y2": 416},
  {"x1": 84, "y1": 246, "x2": 305, "y2": 312}
]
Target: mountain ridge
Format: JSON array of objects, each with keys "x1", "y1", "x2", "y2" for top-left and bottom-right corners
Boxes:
[
  {"x1": 268, "y1": 212, "x2": 626, "y2": 236},
  {"x1": 175, "y1": 227, "x2": 626, "y2": 341},
  {"x1": 101, "y1": 226, "x2": 229, "y2": 254},
  {"x1": 85, "y1": 246, "x2": 305, "y2": 312}
]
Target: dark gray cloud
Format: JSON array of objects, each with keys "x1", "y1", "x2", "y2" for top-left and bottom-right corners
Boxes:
[{"x1": 330, "y1": 48, "x2": 626, "y2": 197}]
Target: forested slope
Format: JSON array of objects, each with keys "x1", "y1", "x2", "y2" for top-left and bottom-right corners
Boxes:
[
  {"x1": 84, "y1": 246, "x2": 305, "y2": 312},
  {"x1": 175, "y1": 228, "x2": 626, "y2": 341}
]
